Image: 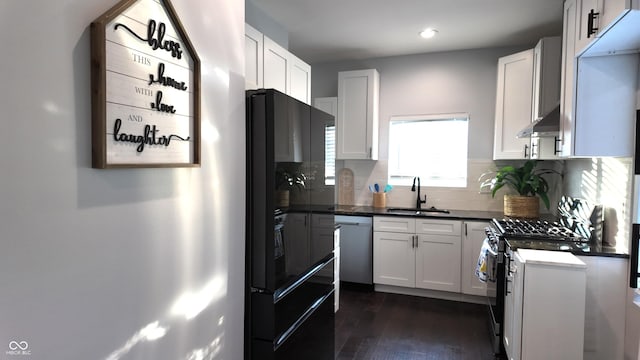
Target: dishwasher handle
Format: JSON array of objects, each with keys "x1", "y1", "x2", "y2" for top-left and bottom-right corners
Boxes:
[{"x1": 336, "y1": 222, "x2": 362, "y2": 226}]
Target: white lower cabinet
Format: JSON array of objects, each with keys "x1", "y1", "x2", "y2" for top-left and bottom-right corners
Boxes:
[
  {"x1": 373, "y1": 216, "x2": 461, "y2": 292},
  {"x1": 504, "y1": 249, "x2": 586, "y2": 360},
  {"x1": 373, "y1": 230, "x2": 416, "y2": 287},
  {"x1": 577, "y1": 255, "x2": 628, "y2": 360},
  {"x1": 461, "y1": 221, "x2": 489, "y2": 296}
]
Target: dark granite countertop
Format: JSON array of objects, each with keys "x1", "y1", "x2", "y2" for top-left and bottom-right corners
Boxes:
[
  {"x1": 334, "y1": 205, "x2": 505, "y2": 222},
  {"x1": 506, "y1": 238, "x2": 628, "y2": 258},
  {"x1": 291, "y1": 204, "x2": 629, "y2": 259}
]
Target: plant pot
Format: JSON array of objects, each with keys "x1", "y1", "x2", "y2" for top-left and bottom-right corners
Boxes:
[
  {"x1": 504, "y1": 195, "x2": 539, "y2": 219},
  {"x1": 276, "y1": 190, "x2": 290, "y2": 208}
]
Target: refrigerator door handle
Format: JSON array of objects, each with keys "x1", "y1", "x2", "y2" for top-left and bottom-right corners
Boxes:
[{"x1": 631, "y1": 223, "x2": 640, "y2": 288}]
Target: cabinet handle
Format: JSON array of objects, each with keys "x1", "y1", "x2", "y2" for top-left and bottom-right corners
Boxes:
[
  {"x1": 523, "y1": 144, "x2": 529, "y2": 158},
  {"x1": 415, "y1": 235, "x2": 418, "y2": 248},
  {"x1": 369, "y1": 147, "x2": 372, "y2": 158},
  {"x1": 529, "y1": 142, "x2": 537, "y2": 159},
  {"x1": 464, "y1": 223, "x2": 468, "y2": 237},
  {"x1": 553, "y1": 136, "x2": 561, "y2": 155},
  {"x1": 506, "y1": 278, "x2": 512, "y2": 295},
  {"x1": 587, "y1": 9, "x2": 600, "y2": 38}
]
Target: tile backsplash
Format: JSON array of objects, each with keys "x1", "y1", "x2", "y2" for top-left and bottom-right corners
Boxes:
[
  {"x1": 336, "y1": 158, "x2": 564, "y2": 214},
  {"x1": 563, "y1": 157, "x2": 633, "y2": 252}
]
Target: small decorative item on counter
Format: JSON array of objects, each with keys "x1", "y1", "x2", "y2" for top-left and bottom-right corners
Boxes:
[
  {"x1": 479, "y1": 160, "x2": 559, "y2": 219},
  {"x1": 373, "y1": 192, "x2": 386, "y2": 208},
  {"x1": 369, "y1": 182, "x2": 391, "y2": 208}
]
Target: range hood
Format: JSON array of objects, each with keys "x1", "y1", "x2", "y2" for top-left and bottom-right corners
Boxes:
[{"x1": 516, "y1": 103, "x2": 560, "y2": 138}]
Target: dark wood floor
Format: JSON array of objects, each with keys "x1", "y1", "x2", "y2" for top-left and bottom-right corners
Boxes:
[{"x1": 335, "y1": 285, "x2": 498, "y2": 360}]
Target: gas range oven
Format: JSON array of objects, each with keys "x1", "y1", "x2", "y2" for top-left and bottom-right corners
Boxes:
[{"x1": 482, "y1": 218, "x2": 590, "y2": 356}]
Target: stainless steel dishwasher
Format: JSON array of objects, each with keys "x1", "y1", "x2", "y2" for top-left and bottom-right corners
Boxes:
[{"x1": 335, "y1": 215, "x2": 373, "y2": 284}]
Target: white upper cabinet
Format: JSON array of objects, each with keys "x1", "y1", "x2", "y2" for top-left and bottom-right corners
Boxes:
[
  {"x1": 560, "y1": 0, "x2": 578, "y2": 157},
  {"x1": 532, "y1": 37, "x2": 562, "y2": 122},
  {"x1": 575, "y1": 0, "x2": 640, "y2": 56},
  {"x1": 530, "y1": 37, "x2": 562, "y2": 160},
  {"x1": 575, "y1": 0, "x2": 599, "y2": 55},
  {"x1": 245, "y1": 24, "x2": 312, "y2": 104},
  {"x1": 493, "y1": 37, "x2": 562, "y2": 161},
  {"x1": 289, "y1": 54, "x2": 312, "y2": 105},
  {"x1": 559, "y1": 0, "x2": 638, "y2": 157},
  {"x1": 337, "y1": 69, "x2": 380, "y2": 160},
  {"x1": 493, "y1": 49, "x2": 534, "y2": 160},
  {"x1": 263, "y1": 36, "x2": 290, "y2": 95},
  {"x1": 245, "y1": 24, "x2": 263, "y2": 90}
]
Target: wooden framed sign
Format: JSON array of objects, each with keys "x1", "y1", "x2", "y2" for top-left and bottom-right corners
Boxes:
[{"x1": 91, "y1": 0, "x2": 201, "y2": 168}]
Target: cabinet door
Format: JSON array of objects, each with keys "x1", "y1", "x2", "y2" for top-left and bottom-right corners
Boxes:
[
  {"x1": 415, "y1": 233, "x2": 461, "y2": 292},
  {"x1": 373, "y1": 232, "x2": 415, "y2": 287},
  {"x1": 530, "y1": 136, "x2": 562, "y2": 160},
  {"x1": 290, "y1": 53, "x2": 311, "y2": 104},
  {"x1": 337, "y1": 69, "x2": 379, "y2": 160},
  {"x1": 461, "y1": 222, "x2": 489, "y2": 296},
  {"x1": 245, "y1": 24, "x2": 263, "y2": 90},
  {"x1": 373, "y1": 216, "x2": 415, "y2": 233},
  {"x1": 559, "y1": 0, "x2": 578, "y2": 157},
  {"x1": 264, "y1": 36, "x2": 289, "y2": 94},
  {"x1": 532, "y1": 37, "x2": 562, "y2": 121},
  {"x1": 575, "y1": 0, "x2": 600, "y2": 55},
  {"x1": 599, "y1": 0, "x2": 628, "y2": 35},
  {"x1": 493, "y1": 49, "x2": 534, "y2": 160}
]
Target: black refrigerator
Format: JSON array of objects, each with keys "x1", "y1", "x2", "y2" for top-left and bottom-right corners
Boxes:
[{"x1": 245, "y1": 89, "x2": 336, "y2": 360}]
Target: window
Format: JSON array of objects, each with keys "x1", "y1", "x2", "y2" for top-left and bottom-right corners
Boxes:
[
  {"x1": 388, "y1": 113, "x2": 468, "y2": 187},
  {"x1": 325, "y1": 124, "x2": 335, "y2": 185}
]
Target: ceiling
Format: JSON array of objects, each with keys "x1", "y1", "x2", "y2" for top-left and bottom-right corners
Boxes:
[{"x1": 249, "y1": 0, "x2": 564, "y2": 63}]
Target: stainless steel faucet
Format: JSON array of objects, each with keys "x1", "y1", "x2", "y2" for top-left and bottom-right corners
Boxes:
[{"x1": 411, "y1": 177, "x2": 427, "y2": 209}]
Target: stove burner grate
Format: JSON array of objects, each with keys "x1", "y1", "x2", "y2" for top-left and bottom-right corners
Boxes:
[{"x1": 492, "y1": 218, "x2": 588, "y2": 242}]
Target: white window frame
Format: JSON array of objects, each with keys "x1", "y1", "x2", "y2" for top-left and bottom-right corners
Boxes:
[
  {"x1": 325, "y1": 124, "x2": 335, "y2": 185},
  {"x1": 388, "y1": 113, "x2": 469, "y2": 188}
]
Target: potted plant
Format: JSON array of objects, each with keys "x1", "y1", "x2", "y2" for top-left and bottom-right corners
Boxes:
[
  {"x1": 275, "y1": 168, "x2": 306, "y2": 208},
  {"x1": 479, "y1": 160, "x2": 558, "y2": 218}
]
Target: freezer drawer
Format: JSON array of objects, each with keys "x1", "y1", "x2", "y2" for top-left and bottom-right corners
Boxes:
[{"x1": 336, "y1": 215, "x2": 373, "y2": 284}]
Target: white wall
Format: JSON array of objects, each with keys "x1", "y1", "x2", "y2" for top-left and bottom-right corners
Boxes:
[
  {"x1": 245, "y1": 0, "x2": 288, "y2": 49},
  {"x1": 310, "y1": 47, "x2": 559, "y2": 211},
  {"x1": 0, "y1": 1, "x2": 246, "y2": 360}
]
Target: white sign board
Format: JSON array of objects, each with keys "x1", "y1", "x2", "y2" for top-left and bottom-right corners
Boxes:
[{"x1": 91, "y1": 0, "x2": 200, "y2": 168}]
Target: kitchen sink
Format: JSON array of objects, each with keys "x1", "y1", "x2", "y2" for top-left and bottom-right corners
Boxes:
[{"x1": 386, "y1": 207, "x2": 450, "y2": 215}]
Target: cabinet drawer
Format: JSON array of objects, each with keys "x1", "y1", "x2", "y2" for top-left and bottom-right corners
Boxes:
[
  {"x1": 312, "y1": 214, "x2": 335, "y2": 228},
  {"x1": 373, "y1": 216, "x2": 415, "y2": 233},
  {"x1": 415, "y1": 219, "x2": 461, "y2": 236}
]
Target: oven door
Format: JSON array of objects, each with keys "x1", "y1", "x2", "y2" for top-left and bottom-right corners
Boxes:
[{"x1": 484, "y1": 242, "x2": 502, "y2": 354}]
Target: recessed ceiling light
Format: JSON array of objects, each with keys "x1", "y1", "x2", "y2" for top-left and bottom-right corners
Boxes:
[{"x1": 420, "y1": 28, "x2": 438, "y2": 39}]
